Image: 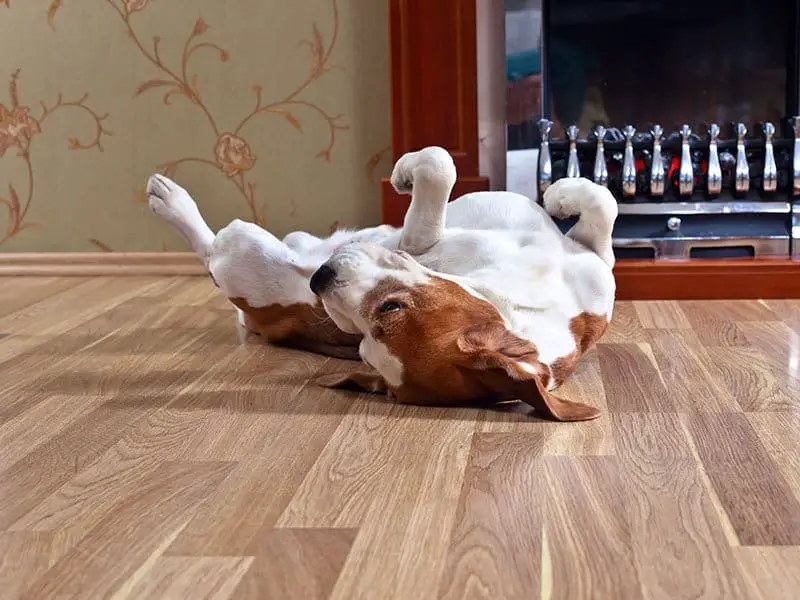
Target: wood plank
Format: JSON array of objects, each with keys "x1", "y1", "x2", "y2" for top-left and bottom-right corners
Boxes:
[
  {"x1": 0, "y1": 395, "x2": 107, "y2": 470},
  {"x1": 681, "y1": 302, "x2": 749, "y2": 347},
  {"x1": 0, "y1": 277, "x2": 85, "y2": 318},
  {"x1": 128, "y1": 556, "x2": 252, "y2": 600},
  {"x1": 278, "y1": 399, "x2": 467, "y2": 528},
  {"x1": 0, "y1": 397, "x2": 162, "y2": 530},
  {"x1": 0, "y1": 277, "x2": 169, "y2": 363},
  {"x1": 0, "y1": 532, "x2": 55, "y2": 600},
  {"x1": 633, "y1": 301, "x2": 692, "y2": 329},
  {"x1": 703, "y1": 347, "x2": 797, "y2": 412},
  {"x1": 684, "y1": 413, "x2": 800, "y2": 545},
  {"x1": 600, "y1": 302, "x2": 648, "y2": 344},
  {"x1": 327, "y1": 409, "x2": 474, "y2": 600},
  {"x1": 542, "y1": 456, "x2": 643, "y2": 600},
  {"x1": 437, "y1": 432, "x2": 545, "y2": 600},
  {"x1": 174, "y1": 350, "x2": 336, "y2": 461},
  {"x1": 734, "y1": 547, "x2": 800, "y2": 600},
  {"x1": 737, "y1": 321, "x2": 800, "y2": 403},
  {"x1": 763, "y1": 299, "x2": 800, "y2": 333},
  {"x1": 233, "y1": 529, "x2": 356, "y2": 600},
  {"x1": 747, "y1": 413, "x2": 800, "y2": 502},
  {"x1": 646, "y1": 330, "x2": 740, "y2": 412},
  {"x1": 614, "y1": 414, "x2": 751, "y2": 599},
  {"x1": 8, "y1": 398, "x2": 213, "y2": 557},
  {"x1": 21, "y1": 461, "x2": 234, "y2": 599},
  {"x1": 598, "y1": 343, "x2": 669, "y2": 412},
  {"x1": 165, "y1": 375, "x2": 351, "y2": 556}
]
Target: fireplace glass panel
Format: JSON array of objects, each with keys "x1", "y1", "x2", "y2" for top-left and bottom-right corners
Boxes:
[{"x1": 546, "y1": 0, "x2": 791, "y2": 138}]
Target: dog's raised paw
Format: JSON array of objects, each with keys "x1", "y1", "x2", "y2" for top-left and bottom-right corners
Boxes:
[
  {"x1": 390, "y1": 146, "x2": 456, "y2": 195},
  {"x1": 146, "y1": 173, "x2": 202, "y2": 225}
]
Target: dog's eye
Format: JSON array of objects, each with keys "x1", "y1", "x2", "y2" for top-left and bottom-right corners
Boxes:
[{"x1": 379, "y1": 300, "x2": 404, "y2": 314}]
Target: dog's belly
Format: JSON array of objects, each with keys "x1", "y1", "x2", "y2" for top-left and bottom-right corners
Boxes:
[{"x1": 444, "y1": 190, "x2": 549, "y2": 231}]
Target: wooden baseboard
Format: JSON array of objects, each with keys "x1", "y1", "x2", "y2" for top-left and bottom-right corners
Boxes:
[
  {"x1": 614, "y1": 257, "x2": 800, "y2": 300},
  {"x1": 0, "y1": 252, "x2": 207, "y2": 276}
]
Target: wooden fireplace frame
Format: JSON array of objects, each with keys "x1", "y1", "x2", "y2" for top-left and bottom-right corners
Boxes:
[{"x1": 381, "y1": 0, "x2": 800, "y2": 300}]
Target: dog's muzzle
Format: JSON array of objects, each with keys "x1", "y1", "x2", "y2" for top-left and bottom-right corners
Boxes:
[{"x1": 310, "y1": 263, "x2": 336, "y2": 295}]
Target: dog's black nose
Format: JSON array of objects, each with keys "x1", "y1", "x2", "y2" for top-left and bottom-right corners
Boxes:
[{"x1": 310, "y1": 264, "x2": 336, "y2": 295}]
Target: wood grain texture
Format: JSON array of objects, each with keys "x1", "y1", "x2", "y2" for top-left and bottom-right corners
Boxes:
[
  {"x1": 128, "y1": 556, "x2": 253, "y2": 600},
  {"x1": 735, "y1": 547, "x2": 800, "y2": 599},
  {"x1": 633, "y1": 300, "x2": 692, "y2": 329},
  {"x1": 542, "y1": 456, "x2": 643, "y2": 600},
  {"x1": 598, "y1": 343, "x2": 669, "y2": 412},
  {"x1": 614, "y1": 414, "x2": 751, "y2": 599},
  {"x1": 21, "y1": 461, "x2": 234, "y2": 599},
  {"x1": 234, "y1": 529, "x2": 356, "y2": 600},
  {"x1": 685, "y1": 413, "x2": 800, "y2": 546},
  {"x1": 704, "y1": 347, "x2": 796, "y2": 412},
  {"x1": 682, "y1": 301, "x2": 750, "y2": 347},
  {"x1": 437, "y1": 432, "x2": 545, "y2": 600},
  {"x1": 0, "y1": 277, "x2": 799, "y2": 598},
  {"x1": 646, "y1": 330, "x2": 741, "y2": 412}
]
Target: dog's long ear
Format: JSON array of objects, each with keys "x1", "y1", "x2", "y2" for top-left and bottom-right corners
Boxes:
[
  {"x1": 457, "y1": 323, "x2": 600, "y2": 421},
  {"x1": 313, "y1": 370, "x2": 389, "y2": 395}
]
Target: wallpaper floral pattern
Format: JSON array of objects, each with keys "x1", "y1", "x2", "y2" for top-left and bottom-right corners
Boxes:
[{"x1": 0, "y1": 0, "x2": 391, "y2": 251}]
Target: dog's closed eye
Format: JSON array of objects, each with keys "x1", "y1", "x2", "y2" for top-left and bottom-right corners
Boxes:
[{"x1": 379, "y1": 300, "x2": 404, "y2": 314}]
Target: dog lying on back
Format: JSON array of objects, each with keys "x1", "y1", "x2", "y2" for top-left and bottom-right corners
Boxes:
[{"x1": 147, "y1": 146, "x2": 618, "y2": 420}]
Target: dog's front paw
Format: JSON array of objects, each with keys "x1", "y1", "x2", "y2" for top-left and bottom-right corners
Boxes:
[
  {"x1": 146, "y1": 173, "x2": 199, "y2": 222},
  {"x1": 390, "y1": 146, "x2": 456, "y2": 195}
]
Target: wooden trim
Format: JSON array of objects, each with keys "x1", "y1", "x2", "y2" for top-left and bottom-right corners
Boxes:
[
  {"x1": 381, "y1": 175, "x2": 490, "y2": 227},
  {"x1": 614, "y1": 257, "x2": 800, "y2": 300},
  {"x1": 0, "y1": 252, "x2": 206, "y2": 276},
  {"x1": 388, "y1": 0, "x2": 481, "y2": 172}
]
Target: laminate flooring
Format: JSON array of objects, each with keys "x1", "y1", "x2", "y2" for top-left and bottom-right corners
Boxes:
[{"x1": 0, "y1": 276, "x2": 798, "y2": 599}]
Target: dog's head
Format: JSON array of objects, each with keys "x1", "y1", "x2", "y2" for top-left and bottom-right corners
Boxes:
[{"x1": 309, "y1": 243, "x2": 601, "y2": 421}]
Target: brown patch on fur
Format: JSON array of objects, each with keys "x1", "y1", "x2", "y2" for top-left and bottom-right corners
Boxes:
[
  {"x1": 229, "y1": 297, "x2": 362, "y2": 360},
  {"x1": 550, "y1": 312, "x2": 610, "y2": 387},
  {"x1": 343, "y1": 276, "x2": 600, "y2": 421}
]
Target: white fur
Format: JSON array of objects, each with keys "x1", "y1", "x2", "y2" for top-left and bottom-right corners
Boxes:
[
  {"x1": 359, "y1": 337, "x2": 404, "y2": 387},
  {"x1": 146, "y1": 146, "x2": 617, "y2": 387}
]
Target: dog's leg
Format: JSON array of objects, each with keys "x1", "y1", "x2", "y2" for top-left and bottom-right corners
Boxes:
[
  {"x1": 146, "y1": 174, "x2": 216, "y2": 268},
  {"x1": 391, "y1": 146, "x2": 457, "y2": 254},
  {"x1": 543, "y1": 178, "x2": 618, "y2": 268}
]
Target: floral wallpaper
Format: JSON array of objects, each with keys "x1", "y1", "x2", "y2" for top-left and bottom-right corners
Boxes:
[{"x1": 0, "y1": 0, "x2": 391, "y2": 252}]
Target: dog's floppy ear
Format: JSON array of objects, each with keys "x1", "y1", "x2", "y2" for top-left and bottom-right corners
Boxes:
[
  {"x1": 313, "y1": 370, "x2": 389, "y2": 395},
  {"x1": 457, "y1": 322, "x2": 600, "y2": 421}
]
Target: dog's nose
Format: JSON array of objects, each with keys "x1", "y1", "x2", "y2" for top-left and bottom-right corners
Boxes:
[{"x1": 310, "y1": 264, "x2": 336, "y2": 295}]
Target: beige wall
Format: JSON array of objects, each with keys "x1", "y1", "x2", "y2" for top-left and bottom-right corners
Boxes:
[{"x1": 0, "y1": 0, "x2": 391, "y2": 252}]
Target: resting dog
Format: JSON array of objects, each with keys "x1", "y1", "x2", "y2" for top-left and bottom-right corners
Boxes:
[{"x1": 147, "y1": 146, "x2": 617, "y2": 420}]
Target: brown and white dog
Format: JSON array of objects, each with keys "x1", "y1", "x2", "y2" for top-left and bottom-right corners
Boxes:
[{"x1": 147, "y1": 146, "x2": 617, "y2": 421}]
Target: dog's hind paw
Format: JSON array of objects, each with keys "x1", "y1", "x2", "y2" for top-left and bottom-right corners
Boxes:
[{"x1": 390, "y1": 146, "x2": 456, "y2": 195}]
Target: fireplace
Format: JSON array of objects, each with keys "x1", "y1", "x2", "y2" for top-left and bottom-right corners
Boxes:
[
  {"x1": 383, "y1": 0, "x2": 800, "y2": 298},
  {"x1": 505, "y1": 0, "x2": 800, "y2": 260}
]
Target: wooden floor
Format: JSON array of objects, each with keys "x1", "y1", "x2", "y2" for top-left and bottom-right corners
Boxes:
[{"x1": 0, "y1": 276, "x2": 799, "y2": 599}]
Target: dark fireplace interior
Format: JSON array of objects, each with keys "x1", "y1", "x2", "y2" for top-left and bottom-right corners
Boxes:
[{"x1": 547, "y1": 0, "x2": 791, "y2": 137}]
